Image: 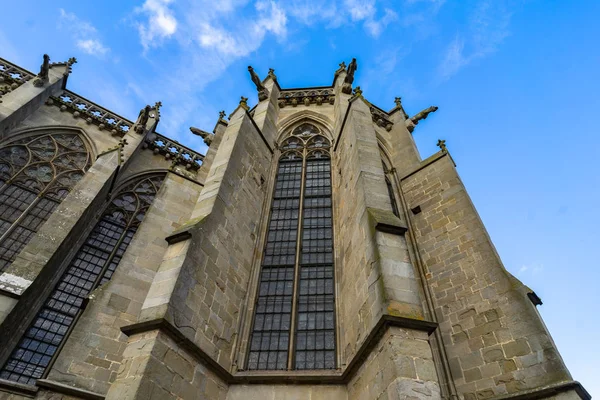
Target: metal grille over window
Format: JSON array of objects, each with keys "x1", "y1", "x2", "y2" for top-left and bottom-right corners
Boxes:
[
  {"x1": 0, "y1": 132, "x2": 91, "y2": 272},
  {"x1": 248, "y1": 123, "x2": 336, "y2": 371},
  {"x1": 0, "y1": 175, "x2": 164, "y2": 385}
]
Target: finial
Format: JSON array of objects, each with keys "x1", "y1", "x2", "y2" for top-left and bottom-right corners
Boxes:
[
  {"x1": 437, "y1": 139, "x2": 447, "y2": 152},
  {"x1": 353, "y1": 86, "x2": 363, "y2": 96},
  {"x1": 239, "y1": 96, "x2": 249, "y2": 110},
  {"x1": 268, "y1": 68, "x2": 277, "y2": 81},
  {"x1": 339, "y1": 61, "x2": 346, "y2": 70},
  {"x1": 219, "y1": 110, "x2": 226, "y2": 120},
  {"x1": 67, "y1": 57, "x2": 77, "y2": 66},
  {"x1": 394, "y1": 97, "x2": 402, "y2": 107}
]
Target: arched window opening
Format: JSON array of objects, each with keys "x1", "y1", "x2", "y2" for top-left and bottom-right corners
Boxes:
[
  {"x1": 0, "y1": 132, "x2": 91, "y2": 272},
  {"x1": 0, "y1": 174, "x2": 165, "y2": 385},
  {"x1": 248, "y1": 123, "x2": 336, "y2": 371}
]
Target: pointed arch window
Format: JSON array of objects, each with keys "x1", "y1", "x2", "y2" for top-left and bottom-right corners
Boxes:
[
  {"x1": 0, "y1": 174, "x2": 165, "y2": 385},
  {"x1": 248, "y1": 123, "x2": 336, "y2": 371},
  {"x1": 0, "y1": 132, "x2": 91, "y2": 272}
]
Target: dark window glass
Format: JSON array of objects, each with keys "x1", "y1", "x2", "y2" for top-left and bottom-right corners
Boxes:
[
  {"x1": 386, "y1": 177, "x2": 400, "y2": 217},
  {"x1": 0, "y1": 175, "x2": 164, "y2": 385},
  {"x1": 248, "y1": 125, "x2": 336, "y2": 371},
  {"x1": 0, "y1": 133, "x2": 90, "y2": 272}
]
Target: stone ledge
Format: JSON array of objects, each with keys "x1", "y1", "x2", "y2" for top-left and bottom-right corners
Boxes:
[
  {"x1": 399, "y1": 150, "x2": 448, "y2": 181},
  {"x1": 0, "y1": 378, "x2": 38, "y2": 398},
  {"x1": 490, "y1": 381, "x2": 590, "y2": 400},
  {"x1": 121, "y1": 314, "x2": 437, "y2": 385},
  {"x1": 0, "y1": 286, "x2": 20, "y2": 300},
  {"x1": 36, "y1": 379, "x2": 105, "y2": 400},
  {"x1": 367, "y1": 207, "x2": 408, "y2": 236}
]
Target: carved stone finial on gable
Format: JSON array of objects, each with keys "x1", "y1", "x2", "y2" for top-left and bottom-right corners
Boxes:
[
  {"x1": 133, "y1": 105, "x2": 152, "y2": 134},
  {"x1": 190, "y1": 127, "x2": 214, "y2": 146},
  {"x1": 219, "y1": 110, "x2": 226, "y2": 120},
  {"x1": 393, "y1": 96, "x2": 410, "y2": 119},
  {"x1": 342, "y1": 58, "x2": 357, "y2": 94},
  {"x1": 239, "y1": 96, "x2": 249, "y2": 110},
  {"x1": 353, "y1": 86, "x2": 363, "y2": 97},
  {"x1": 33, "y1": 54, "x2": 50, "y2": 87},
  {"x1": 268, "y1": 68, "x2": 277, "y2": 81},
  {"x1": 153, "y1": 101, "x2": 162, "y2": 121},
  {"x1": 335, "y1": 61, "x2": 346, "y2": 76},
  {"x1": 248, "y1": 66, "x2": 268, "y2": 101},
  {"x1": 437, "y1": 139, "x2": 447, "y2": 153}
]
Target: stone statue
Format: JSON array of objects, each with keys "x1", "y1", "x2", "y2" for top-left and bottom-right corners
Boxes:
[
  {"x1": 133, "y1": 105, "x2": 152, "y2": 134},
  {"x1": 190, "y1": 127, "x2": 214, "y2": 146},
  {"x1": 248, "y1": 66, "x2": 268, "y2": 101},
  {"x1": 33, "y1": 54, "x2": 50, "y2": 87},
  {"x1": 342, "y1": 58, "x2": 357, "y2": 94}
]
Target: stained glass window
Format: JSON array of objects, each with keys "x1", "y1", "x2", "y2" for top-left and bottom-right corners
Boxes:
[
  {"x1": 0, "y1": 132, "x2": 91, "y2": 272},
  {"x1": 0, "y1": 174, "x2": 165, "y2": 385},
  {"x1": 248, "y1": 123, "x2": 336, "y2": 371}
]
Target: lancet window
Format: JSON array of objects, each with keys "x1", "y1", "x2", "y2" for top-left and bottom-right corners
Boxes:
[
  {"x1": 0, "y1": 174, "x2": 165, "y2": 385},
  {"x1": 247, "y1": 123, "x2": 336, "y2": 371},
  {"x1": 0, "y1": 132, "x2": 91, "y2": 272}
]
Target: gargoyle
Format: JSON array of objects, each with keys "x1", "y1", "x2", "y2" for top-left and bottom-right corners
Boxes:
[
  {"x1": 406, "y1": 106, "x2": 438, "y2": 132},
  {"x1": 190, "y1": 127, "x2": 214, "y2": 146},
  {"x1": 342, "y1": 58, "x2": 357, "y2": 94},
  {"x1": 133, "y1": 105, "x2": 152, "y2": 134},
  {"x1": 33, "y1": 54, "x2": 50, "y2": 87},
  {"x1": 248, "y1": 66, "x2": 268, "y2": 101}
]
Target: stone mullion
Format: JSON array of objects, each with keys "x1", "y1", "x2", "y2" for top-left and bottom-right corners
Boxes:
[
  {"x1": 286, "y1": 146, "x2": 307, "y2": 370},
  {"x1": 0, "y1": 194, "x2": 41, "y2": 251}
]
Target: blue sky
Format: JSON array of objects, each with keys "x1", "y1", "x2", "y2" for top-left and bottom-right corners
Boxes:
[{"x1": 2, "y1": 0, "x2": 598, "y2": 395}]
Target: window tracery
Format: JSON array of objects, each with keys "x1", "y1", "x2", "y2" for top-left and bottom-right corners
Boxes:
[
  {"x1": 248, "y1": 123, "x2": 336, "y2": 371},
  {"x1": 0, "y1": 174, "x2": 165, "y2": 385},
  {"x1": 0, "y1": 132, "x2": 91, "y2": 272}
]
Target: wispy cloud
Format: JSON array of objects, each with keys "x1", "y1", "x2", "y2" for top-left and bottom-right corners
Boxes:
[
  {"x1": 136, "y1": 0, "x2": 178, "y2": 50},
  {"x1": 518, "y1": 262, "x2": 544, "y2": 277},
  {"x1": 58, "y1": 9, "x2": 110, "y2": 57},
  {"x1": 438, "y1": 0, "x2": 512, "y2": 80}
]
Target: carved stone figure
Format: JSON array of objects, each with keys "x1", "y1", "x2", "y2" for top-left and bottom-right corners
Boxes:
[
  {"x1": 410, "y1": 106, "x2": 438, "y2": 124},
  {"x1": 342, "y1": 58, "x2": 357, "y2": 94},
  {"x1": 133, "y1": 105, "x2": 152, "y2": 134},
  {"x1": 394, "y1": 96, "x2": 410, "y2": 119},
  {"x1": 33, "y1": 54, "x2": 50, "y2": 87},
  {"x1": 219, "y1": 110, "x2": 226, "y2": 120},
  {"x1": 437, "y1": 139, "x2": 447, "y2": 152},
  {"x1": 190, "y1": 127, "x2": 214, "y2": 146},
  {"x1": 248, "y1": 66, "x2": 268, "y2": 101}
]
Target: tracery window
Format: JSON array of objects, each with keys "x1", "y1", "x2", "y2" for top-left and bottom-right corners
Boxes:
[
  {"x1": 247, "y1": 123, "x2": 336, "y2": 371},
  {"x1": 0, "y1": 174, "x2": 165, "y2": 385},
  {"x1": 0, "y1": 132, "x2": 91, "y2": 272}
]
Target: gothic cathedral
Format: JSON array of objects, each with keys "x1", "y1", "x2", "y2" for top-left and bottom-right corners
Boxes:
[{"x1": 0, "y1": 56, "x2": 589, "y2": 400}]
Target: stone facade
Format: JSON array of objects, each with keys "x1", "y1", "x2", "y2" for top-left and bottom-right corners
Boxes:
[{"x1": 0, "y1": 55, "x2": 589, "y2": 400}]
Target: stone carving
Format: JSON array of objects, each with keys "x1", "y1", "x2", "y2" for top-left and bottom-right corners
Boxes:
[
  {"x1": 190, "y1": 127, "x2": 214, "y2": 146},
  {"x1": 393, "y1": 97, "x2": 409, "y2": 119},
  {"x1": 144, "y1": 132, "x2": 205, "y2": 170},
  {"x1": 342, "y1": 58, "x2": 357, "y2": 94},
  {"x1": 353, "y1": 86, "x2": 363, "y2": 97},
  {"x1": 370, "y1": 105, "x2": 393, "y2": 132},
  {"x1": 278, "y1": 88, "x2": 335, "y2": 108},
  {"x1": 48, "y1": 90, "x2": 132, "y2": 135},
  {"x1": 153, "y1": 101, "x2": 162, "y2": 122},
  {"x1": 33, "y1": 54, "x2": 50, "y2": 87},
  {"x1": 268, "y1": 68, "x2": 277, "y2": 81},
  {"x1": 248, "y1": 66, "x2": 268, "y2": 101},
  {"x1": 0, "y1": 58, "x2": 35, "y2": 102},
  {"x1": 406, "y1": 106, "x2": 438, "y2": 133},
  {"x1": 240, "y1": 96, "x2": 249, "y2": 110},
  {"x1": 133, "y1": 105, "x2": 152, "y2": 134},
  {"x1": 437, "y1": 139, "x2": 447, "y2": 152}
]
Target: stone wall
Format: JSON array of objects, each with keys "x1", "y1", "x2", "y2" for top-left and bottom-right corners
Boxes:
[
  {"x1": 347, "y1": 327, "x2": 441, "y2": 400},
  {"x1": 400, "y1": 153, "x2": 572, "y2": 399}
]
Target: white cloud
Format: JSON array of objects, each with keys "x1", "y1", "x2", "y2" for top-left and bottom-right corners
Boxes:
[
  {"x1": 364, "y1": 8, "x2": 398, "y2": 37},
  {"x1": 59, "y1": 9, "x2": 110, "y2": 57},
  {"x1": 76, "y1": 39, "x2": 109, "y2": 56},
  {"x1": 518, "y1": 263, "x2": 544, "y2": 277},
  {"x1": 136, "y1": 0, "x2": 178, "y2": 50},
  {"x1": 438, "y1": 0, "x2": 512, "y2": 80}
]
